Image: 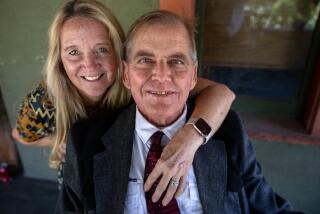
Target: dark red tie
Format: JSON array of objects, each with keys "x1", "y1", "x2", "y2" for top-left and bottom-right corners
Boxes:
[{"x1": 144, "y1": 131, "x2": 180, "y2": 214}]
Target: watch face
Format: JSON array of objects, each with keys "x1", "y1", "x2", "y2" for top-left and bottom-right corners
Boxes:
[{"x1": 195, "y1": 118, "x2": 211, "y2": 136}]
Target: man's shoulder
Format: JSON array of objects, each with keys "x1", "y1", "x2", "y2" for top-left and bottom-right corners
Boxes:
[
  {"x1": 216, "y1": 110, "x2": 246, "y2": 138},
  {"x1": 210, "y1": 109, "x2": 248, "y2": 159}
]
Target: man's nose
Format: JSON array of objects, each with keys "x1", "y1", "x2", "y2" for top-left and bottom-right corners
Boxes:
[{"x1": 151, "y1": 61, "x2": 172, "y2": 82}]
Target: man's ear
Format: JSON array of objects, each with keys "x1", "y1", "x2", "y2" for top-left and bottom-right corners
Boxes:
[
  {"x1": 190, "y1": 62, "x2": 198, "y2": 90},
  {"x1": 122, "y1": 60, "x2": 131, "y2": 90}
]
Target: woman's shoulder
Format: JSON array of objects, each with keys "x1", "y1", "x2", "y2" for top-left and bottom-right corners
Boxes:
[{"x1": 25, "y1": 80, "x2": 54, "y2": 111}]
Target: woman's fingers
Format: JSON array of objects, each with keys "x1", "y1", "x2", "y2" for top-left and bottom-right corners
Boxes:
[
  {"x1": 175, "y1": 174, "x2": 187, "y2": 197},
  {"x1": 161, "y1": 162, "x2": 186, "y2": 206},
  {"x1": 144, "y1": 155, "x2": 189, "y2": 205},
  {"x1": 57, "y1": 143, "x2": 66, "y2": 162},
  {"x1": 151, "y1": 170, "x2": 173, "y2": 203},
  {"x1": 144, "y1": 162, "x2": 163, "y2": 192},
  {"x1": 144, "y1": 157, "x2": 180, "y2": 203},
  {"x1": 144, "y1": 125, "x2": 201, "y2": 205}
]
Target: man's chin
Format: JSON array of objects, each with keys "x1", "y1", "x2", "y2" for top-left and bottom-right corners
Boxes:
[
  {"x1": 142, "y1": 106, "x2": 184, "y2": 127},
  {"x1": 146, "y1": 114, "x2": 176, "y2": 127},
  {"x1": 148, "y1": 103, "x2": 171, "y2": 114}
]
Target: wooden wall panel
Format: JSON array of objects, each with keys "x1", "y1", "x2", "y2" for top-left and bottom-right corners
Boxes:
[{"x1": 202, "y1": 0, "x2": 313, "y2": 69}]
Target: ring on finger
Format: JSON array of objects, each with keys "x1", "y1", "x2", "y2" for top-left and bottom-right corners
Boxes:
[
  {"x1": 170, "y1": 178, "x2": 180, "y2": 187},
  {"x1": 178, "y1": 162, "x2": 185, "y2": 169}
]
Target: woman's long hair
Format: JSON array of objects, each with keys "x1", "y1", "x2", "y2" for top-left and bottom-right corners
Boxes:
[{"x1": 45, "y1": 0, "x2": 131, "y2": 168}]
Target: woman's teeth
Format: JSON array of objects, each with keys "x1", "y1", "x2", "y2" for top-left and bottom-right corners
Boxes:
[{"x1": 82, "y1": 74, "x2": 103, "y2": 81}]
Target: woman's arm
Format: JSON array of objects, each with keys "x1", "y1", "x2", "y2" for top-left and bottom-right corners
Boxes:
[
  {"x1": 12, "y1": 128, "x2": 66, "y2": 162},
  {"x1": 144, "y1": 77, "x2": 235, "y2": 205},
  {"x1": 12, "y1": 128, "x2": 54, "y2": 147},
  {"x1": 190, "y1": 77, "x2": 235, "y2": 134}
]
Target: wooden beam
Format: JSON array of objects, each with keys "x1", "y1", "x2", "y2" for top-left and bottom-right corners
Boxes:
[{"x1": 159, "y1": 0, "x2": 195, "y2": 20}]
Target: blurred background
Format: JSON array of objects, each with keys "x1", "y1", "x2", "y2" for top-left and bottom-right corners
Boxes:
[{"x1": 0, "y1": 0, "x2": 319, "y2": 213}]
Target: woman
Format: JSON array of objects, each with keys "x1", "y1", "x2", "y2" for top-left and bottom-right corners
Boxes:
[{"x1": 12, "y1": 0, "x2": 234, "y2": 204}]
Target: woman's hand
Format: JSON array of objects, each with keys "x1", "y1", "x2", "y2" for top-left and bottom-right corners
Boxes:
[
  {"x1": 144, "y1": 125, "x2": 203, "y2": 206},
  {"x1": 57, "y1": 143, "x2": 66, "y2": 163}
]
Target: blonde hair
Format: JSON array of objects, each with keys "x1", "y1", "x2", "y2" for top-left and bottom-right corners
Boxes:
[{"x1": 46, "y1": 0, "x2": 131, "y2": 168}]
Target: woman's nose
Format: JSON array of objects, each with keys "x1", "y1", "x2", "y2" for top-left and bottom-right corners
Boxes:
[{"x1": 83, "y1": 52, "x2": 98, "y2": 70}]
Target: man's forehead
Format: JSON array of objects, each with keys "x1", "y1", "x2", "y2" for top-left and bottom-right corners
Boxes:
[
  {"x1": 134, "y1": 22, "x2": 187, "y2": 40},
  {"x1": 129, "y1": 23, "x2": 192, "y2": 59}
]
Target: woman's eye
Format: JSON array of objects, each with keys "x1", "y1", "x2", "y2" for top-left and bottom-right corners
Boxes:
[
  {"x1": 68, "y1": 50, "x2": 79, "y2": 56},
  {"x1": 97, "y1": 47, "x2": 108, "y2": 53}
]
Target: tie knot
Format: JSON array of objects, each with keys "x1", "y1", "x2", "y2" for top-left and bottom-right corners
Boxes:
[{"x1": 150, "y1": 131, "x2": 164, "y2": 147}]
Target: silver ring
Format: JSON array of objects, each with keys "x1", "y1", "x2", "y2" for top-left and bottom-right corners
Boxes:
[
  {"x1": 178, "y1": 162, "x2": 185, "y2": 169},
  {"x1": 170, "y1": 178, "x2": 180, "y2": 187}
]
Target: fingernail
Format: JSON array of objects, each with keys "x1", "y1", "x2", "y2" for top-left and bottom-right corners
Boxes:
[{"x1": 152, "y1": 197, "x2": 158, "y2": 203}]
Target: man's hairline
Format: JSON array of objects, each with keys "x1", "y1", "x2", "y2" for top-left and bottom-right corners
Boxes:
[{"x1": 125, "y1": 22, "x2": 197, "y2": 63}]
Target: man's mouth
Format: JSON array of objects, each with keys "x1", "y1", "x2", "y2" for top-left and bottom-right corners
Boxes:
[
  {"x1": 81, "y1": 74, "x2": 104, "y2": 81},
  {"x1": 148, "y1": 90, "x2": 175, "y2": 96}
]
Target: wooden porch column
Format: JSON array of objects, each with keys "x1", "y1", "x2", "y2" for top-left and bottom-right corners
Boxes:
[{"x1": 304, "y1": 57, "x2": 320, "y2": 137}]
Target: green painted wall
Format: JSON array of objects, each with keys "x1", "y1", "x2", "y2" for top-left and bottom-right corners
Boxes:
[{"x1": 0, "y1": 0, "x2": 158, "y2": 180}]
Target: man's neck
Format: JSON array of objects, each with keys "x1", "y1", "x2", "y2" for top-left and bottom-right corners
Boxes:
[
  {"x1": 137, "y1": 107, "x2": 185, "y2": 128},
  {"x1": 135, "y1": 105, "x2": 187, "y2": 143}
]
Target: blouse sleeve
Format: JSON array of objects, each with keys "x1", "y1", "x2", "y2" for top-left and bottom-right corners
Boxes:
[{"x1": 15, "y1": 81, "x2": 56, "y2": 142}]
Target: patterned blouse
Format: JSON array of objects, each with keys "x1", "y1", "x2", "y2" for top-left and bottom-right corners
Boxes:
[{"x1": 15, "y1": 81, "x2": 56, "y2": 142}]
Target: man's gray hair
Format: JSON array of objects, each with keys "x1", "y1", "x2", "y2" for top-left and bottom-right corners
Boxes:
[{"x1": 124, "y1": 10, "x2": 198, "y2": 62}]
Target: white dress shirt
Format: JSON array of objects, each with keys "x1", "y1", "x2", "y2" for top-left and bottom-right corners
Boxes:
[{"x1": 123, "y1": 106, "x2": 203, "y2": 214}]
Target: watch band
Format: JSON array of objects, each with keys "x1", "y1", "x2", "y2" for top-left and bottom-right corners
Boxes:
[{"x1": 186, "y1": 117, "x2": 212, "y2": 145}]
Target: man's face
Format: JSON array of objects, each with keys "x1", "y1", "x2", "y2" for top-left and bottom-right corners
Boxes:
[{"x1": 123, "y1": 23, "x2": 197, "y2": 126}]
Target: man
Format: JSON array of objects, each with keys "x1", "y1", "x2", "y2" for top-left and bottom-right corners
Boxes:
[{"x1": 60, "y1": 11, "x2": 300, "y2": 214}]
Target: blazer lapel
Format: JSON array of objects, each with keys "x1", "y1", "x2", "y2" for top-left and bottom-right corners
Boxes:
[
  {"x1": 93, "y1": 104, "x2": 136, "y2": 214},
  {"x1": 193, "y1": 139, "x2": 227, "y2": 214}
]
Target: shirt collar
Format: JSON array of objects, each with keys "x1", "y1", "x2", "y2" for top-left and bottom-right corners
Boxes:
[{"x1": 135, "y1": 105, "x2": 187, "y2": 145}]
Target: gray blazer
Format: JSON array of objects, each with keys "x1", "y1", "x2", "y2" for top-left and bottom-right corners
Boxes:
[{"x1": 58, "y1": 103, "x2": 300, "y2": 214}]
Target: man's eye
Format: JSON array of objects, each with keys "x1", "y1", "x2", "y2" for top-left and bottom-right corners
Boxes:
[
  {"x1": 68, "y1": 50, "x2": 79, "y2": 56},
  {"x1": 138, "y1": 58, "x2": 153, "y2": 64},
  {"x1": 168, "y1": 59, "x2": 184, "y2": 66}
]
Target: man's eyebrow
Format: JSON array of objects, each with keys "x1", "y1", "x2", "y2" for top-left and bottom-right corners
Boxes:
[
  {"x1": 132, "y1": 50, "x2": 154, "y2": 60},
  {"x1": 168, "y1": 53, "x2": 188, "y2": 61}
]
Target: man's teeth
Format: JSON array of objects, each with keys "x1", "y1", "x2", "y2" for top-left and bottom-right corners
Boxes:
[
  {"x1": 83, "y1": 74, "x2": 102, "y2": 81},
  {"x1": 150, "y1": 91, "x2": 171, "y2": 95}
]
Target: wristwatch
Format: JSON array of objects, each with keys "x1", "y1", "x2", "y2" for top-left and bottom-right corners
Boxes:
[{"x1": 186, "y1": 117, "x2": 212, "y2": 144}]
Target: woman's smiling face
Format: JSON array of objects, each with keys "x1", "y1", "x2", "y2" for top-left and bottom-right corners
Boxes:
[{"x1": 60, "y1": 16, "x2": 117, "y2": 103}]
